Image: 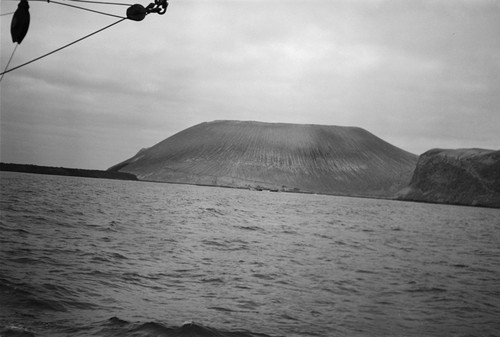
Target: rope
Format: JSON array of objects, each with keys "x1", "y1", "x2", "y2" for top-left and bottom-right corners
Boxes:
[
  {"x1": 1, "y1": 11, "x2": 16, "y2": 16},
  {"x1": 49, "y1": 0, "x2": 127, "y2": 19},
  {"x1": 0, "y1": 44, "x2": 19, "y2": 83},
  {"x1": 0, "y1": 18, "x2": 127, "y2": 78},
  {"x1": 3, "y1": 0, "x2": 128, "y2": 19},
  {"x1": 4, "y1": 0, "x2": 130, "y2": 4},
  {"x1": 63, "y1": 0, "x2": 132, "y2": 6}
]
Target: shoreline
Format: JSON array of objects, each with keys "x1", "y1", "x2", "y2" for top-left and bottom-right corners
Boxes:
[
  {"x1": 0, "y1": 163, "x2": 138, "y2": 181},
  {"x1": 2, "y1": 162, "x2": 497, "y2": 209}
]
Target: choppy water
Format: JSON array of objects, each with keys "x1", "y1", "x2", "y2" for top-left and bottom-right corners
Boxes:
[{"x1": 0, "y1": 171, "x2": 499, "y2": 337}]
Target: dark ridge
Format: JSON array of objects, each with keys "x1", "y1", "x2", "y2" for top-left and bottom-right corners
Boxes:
[
  {"x1": 0, "y1": 163, "x2": 138, "y2": 181},
  {"x1": 109, "y1": 120, "x2": 418, "y2": 197},
  {"x1": 396, "y1": 148, "x2": 500, "y2": 208}
]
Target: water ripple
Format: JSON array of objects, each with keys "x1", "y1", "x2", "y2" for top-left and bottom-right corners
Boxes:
[{"x1": 1, "y1": 172, "x2": 500, "y2": 337}]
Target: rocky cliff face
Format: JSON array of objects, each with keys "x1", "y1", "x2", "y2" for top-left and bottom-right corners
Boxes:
[
  {"x1": 397, "y1": 148, "x2": 500, "y2": 208},
  {"x1": 109, "y1": 120, "x2": 417, "y2": 197}
]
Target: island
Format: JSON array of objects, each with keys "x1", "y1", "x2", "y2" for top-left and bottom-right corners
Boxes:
[{"x1": 109, "y1": 120, "x2": 418, "y2": 197}]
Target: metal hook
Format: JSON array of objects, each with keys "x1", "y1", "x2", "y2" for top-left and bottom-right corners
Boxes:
[{"x1": 144, "y1": 0, "x2": 167, "y2": 15}]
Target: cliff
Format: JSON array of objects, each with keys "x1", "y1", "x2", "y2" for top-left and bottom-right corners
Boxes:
[
  {"x1": 109, "y1": 120, "x2": 417, "y2": 197},
  {"x1": 397, "y1": 148, "x2": 500, "y2": 208}
]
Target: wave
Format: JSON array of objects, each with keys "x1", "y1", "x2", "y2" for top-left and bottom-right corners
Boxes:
[
  {"x1": 203, "y1": 207, "x2": 226, "y2": 216},
  {"x1": 406, "y1": 286, "x2": 447, "y2": 293},
  {"x1": 0, "y1": 315, "x2": 276, "y2": 337},
  {"x1": 0, "y1": 325, "x2": 36, "y2": 337},
  {"x1": 0, "y1": 277, "x2": 100, "y2": 315},
  {"x1": 234, "y1": 225, "x2": 264, "y2": 232},
  {"x1": 83, "y1": 317, "x2": 275, "y2": 337}
]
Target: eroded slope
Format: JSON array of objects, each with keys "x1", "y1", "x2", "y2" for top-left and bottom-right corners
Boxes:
[{"x1": 109, "y1": 120, "x2": 418, "y2": 196}]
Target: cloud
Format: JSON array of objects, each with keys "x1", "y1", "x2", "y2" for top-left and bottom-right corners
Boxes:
[{"x1": 1, "y1": 0, "x2": 499, "y2": 168}]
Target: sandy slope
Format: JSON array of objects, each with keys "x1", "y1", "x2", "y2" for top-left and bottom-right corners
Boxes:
[{"x1": 109, "y1": 120, "x2": 418, "y2": 197}]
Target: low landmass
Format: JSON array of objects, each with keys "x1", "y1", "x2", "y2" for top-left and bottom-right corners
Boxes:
[
  {"x1": 109, "y1": 120, "x2": 418, "y2": 197},
  {"x1": 0, "y1": 163, "x2": 138, "y2": 181},
  {"x1": 396, "y1": 148, "x2": 500, "y2": 208}
]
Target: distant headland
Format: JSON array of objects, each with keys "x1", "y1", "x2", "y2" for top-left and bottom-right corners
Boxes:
[
  {"x1": 396, "y1": 148, "x2": 500, "y2": 208},
  {"x1": 0, "y1": 163, "x2": 138, "y2": 181}
]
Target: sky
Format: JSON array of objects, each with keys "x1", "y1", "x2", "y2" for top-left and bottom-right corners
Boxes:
[{"x1": 1, "y1": 0, "x2": 499, "y2": 170}]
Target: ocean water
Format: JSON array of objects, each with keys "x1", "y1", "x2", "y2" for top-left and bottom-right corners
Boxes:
[{"x1": 0, "y1": 172, "x2": 499, "y2": 337}]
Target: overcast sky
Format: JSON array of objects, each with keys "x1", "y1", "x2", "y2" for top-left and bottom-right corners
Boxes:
[{"x1": 1, "y1": 0, "x2": 499, "y2": 170}]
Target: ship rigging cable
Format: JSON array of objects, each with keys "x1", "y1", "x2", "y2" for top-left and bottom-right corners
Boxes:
[
  {"x1": 0, "y1": 0, "x2": 169, "y2": 81},
  {"x1": 42, "y1": 1, "x2": 128, "y2": 19}
]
